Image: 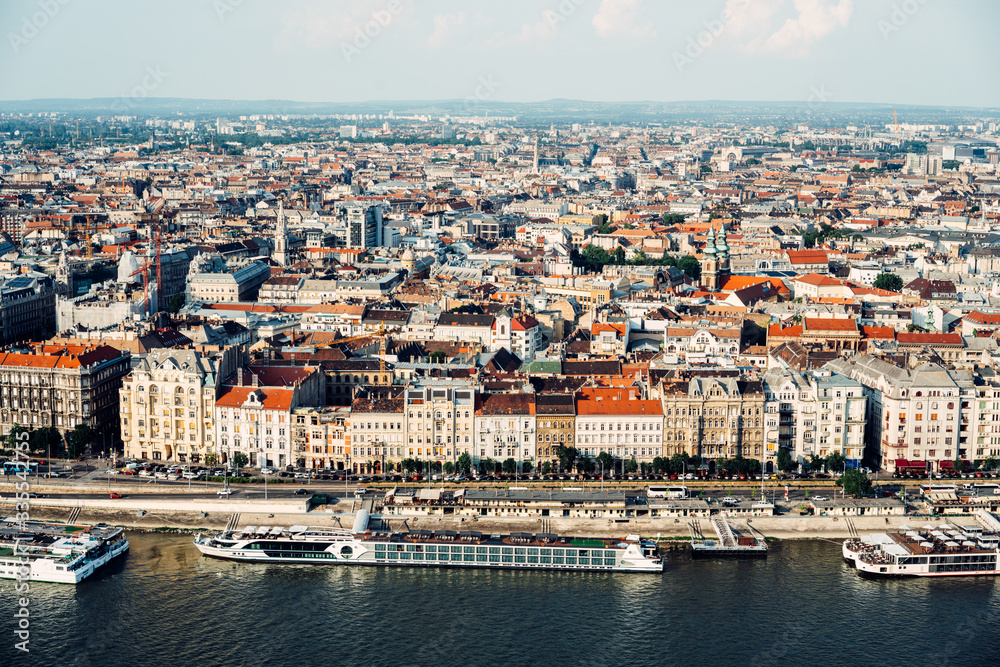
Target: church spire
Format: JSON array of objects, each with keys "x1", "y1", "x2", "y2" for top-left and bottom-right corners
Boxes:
[{"x1": 704, "y1": 226, "x2": 717, "y2": 256}]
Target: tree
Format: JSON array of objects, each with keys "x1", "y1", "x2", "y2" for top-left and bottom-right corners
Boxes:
[
  {"x1": 456, "y1": 452, "x2": 472, "y2": 475},
  {"x1": 443, "y1": 461, "x2": 455, "y2": 475},
  {"x1": 556, "y1": 445, "x2": 578, "y2": 473},
  {"x1": 661, "y1": 213, "x2": 686, "y2": 226},
  {"x1": 826, "y1": 451, "x2": 847, "y2": 474},
  {"x1": 837, "y1": 469, "x2": 873, "y2": 497},
  {"x1": 676, "y1": 255, "x2": 701, "y2": 281},
  {"x1": 651, "y1": 456, "x2": 667, "y2": 474},
  {"x1": 745, "y1": 158, "x2": 760, "y2": 166},
  {"x1": 982, "y1": 457, "x2": 999, "y2": 471},
  {"x1": 428, "y1": 350, "x2": 447, "y2": 363},
  {"x1": 624, "y1": 459, "x2": 639, "y2": 474},
  {"x1": 776, "y1": 448, "x2": 794, "y2": 473},
  {"x1": 29, "y1": 427, "x2": 61, "y2": 456},
  {"x1": 4, "y1": 425, "x2": 30, "y2": 452},
  {"x1": 577, "y1": 456, "x2": 595, "y2": 474},
  {"x1": 167, "y1": 294, "x2": 186, "y2": 314},
  {"x1": 700, "y1": 165, "x2": 712, "y2": 174},
  {"x1": 596, "y1": 451, "x2": 614, "y2": 474},
  {"x1": 808, "y1": 454, "x2": 825, "y2": 472},
  {"x1": 873, "y1": 273, "x2": 903, "y2": 292},
  {"x1": 502, "y1": 457, "x2": 517, "y2": 475},
  {"x1": 541, "y1": 461, "x2": 552, "y2": 475},
  {"x1": 205, "y1": 452, "x2": 219, "y2": 468},
  {"x1": 65, "y1": 424, "x2": 95, "y2": 458},
  {"x1": 521, "y1": 461, "x2": 533, "y2": 474},
  {"x1": 479, "y1": 458, "x2": 497, "y2": 475},
  {"x1": 232, "y1": 452, "x2": 249, "y2": 475}
]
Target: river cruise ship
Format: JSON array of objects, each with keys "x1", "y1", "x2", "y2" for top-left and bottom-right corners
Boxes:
[
  {"x1": 194, "y1": 510, "x2": 663, "y2": 573},
  {"x1": 843, "y1": 509, "x2": 1000, "y2": 577},
  {"x1": 0, "y1": 520, "x2": 130, "y2": 584}
]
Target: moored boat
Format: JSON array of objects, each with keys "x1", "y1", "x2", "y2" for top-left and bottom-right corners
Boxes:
[
  {"x1": 0, "y1": 519, "x2": 130, "y2": 584},
  {"x1": 844, "y1": 510, "x2": 1000, "y2": 578},
  {"x1": 194, "y1": 510, "x2": 663, "y2": 573}
]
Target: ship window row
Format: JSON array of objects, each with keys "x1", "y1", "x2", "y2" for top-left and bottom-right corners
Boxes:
[
  {"x1": 375, "y1": 552, "x2": 617, "y2": 566},
  {"x1": 247, "y1": 541, "x2": 333, "y2": 552},
  {"x1": 375, "y1": 544, "x2": 619, "y2": 560}
]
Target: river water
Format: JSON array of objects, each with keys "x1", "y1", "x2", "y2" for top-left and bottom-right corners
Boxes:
[{"x1": 3, "y1": 533, "x2": 999, "y2": 666}]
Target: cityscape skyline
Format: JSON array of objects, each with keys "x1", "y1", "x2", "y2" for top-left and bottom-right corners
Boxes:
[{"x1": 2, "y1": 0, "x2": 999, "y2": 108}]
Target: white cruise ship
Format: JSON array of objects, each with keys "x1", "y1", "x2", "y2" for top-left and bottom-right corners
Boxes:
[
  {"x1": 194, "y1": 510, "x2": 663, "y2": 573},
  {"x1": 843, "y1": 509, "x2": 1000, "y2": 577},
  {"x1": 0, "y1": 520, "x2": 130, "y2": 584}
]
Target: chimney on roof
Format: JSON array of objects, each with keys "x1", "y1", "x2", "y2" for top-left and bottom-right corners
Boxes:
[
  {"x1": 252, "y1": 373, "x2": 259, "y2": 387},
  {"x1": 237, "y1": 367, "x2": 243, "y2": 386}
]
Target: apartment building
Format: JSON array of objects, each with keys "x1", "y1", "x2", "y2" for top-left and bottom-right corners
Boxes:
[
  {"x1": 535, "y1": 394, "x2": 576, "y2": 467},
  {"x1": 827, "y1": 355, "x2": 974, "y2": 473},
  {"x1": 293, "y1": 406, "x2": 350, "y2": 470},
  {"x1": 475, "y1": 392, "x2": 536, "y2": 465},
  {"x1": 349, "y1": 391, "x2": 404, "y2": 474},
  {"x1": 575, "y1": 388, "x2": 663, "y2": 465},
  {"x1": 1, "y1": 343, "x2": 130, "y2": 453},
  {"x1": 406, "y1": 385, "x2": 477, "y2": 465},
  {"x1": 659, "y1": 377, "x2": 766, "y2": 468}
]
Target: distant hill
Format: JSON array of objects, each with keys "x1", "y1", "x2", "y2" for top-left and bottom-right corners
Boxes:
[{"x1": 0, "y1": 97, "x2": 996, "y2": 123}]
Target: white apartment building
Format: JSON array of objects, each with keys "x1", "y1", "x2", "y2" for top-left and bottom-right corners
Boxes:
[
  {"x1": 827, "y1": 355, "x2": 974, "y2": 473},
  {"x1": 121, "y1": 348, "x2": 235, "y2": 463},
  {"x1": 405, "y1": 385, "x2": 477, "y2": 464},
  {"x1": 214, "y1": 385, "x2": 295, "y2": 468},
  {"x1": 475, "y1": 393, "x2": 536, "y2": 465}
]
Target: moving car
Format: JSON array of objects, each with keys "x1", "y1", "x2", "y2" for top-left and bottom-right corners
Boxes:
[{"x1": 217, "y1": 488, "x2": 235, "y2": 496}]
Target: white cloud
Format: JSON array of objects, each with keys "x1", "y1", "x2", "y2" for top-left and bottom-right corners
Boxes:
[
  {"x1": 275, "y1": 0, "x2": 409, "y2": 50},
  {"x1": 724, "y1": 0, "x2": 853, "y2": 57},
  {"x1": 427, "y1": 12, "x2": 466, "y2": 49},
  {"x1": 592, "y1": 0, "x2": 656, "y2": 40}
]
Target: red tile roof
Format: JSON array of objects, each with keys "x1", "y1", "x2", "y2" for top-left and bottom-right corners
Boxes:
[
  {"x1": 214, "y1": 386, "x2": 294, "y2": 410},
  {"x1": 896, "y1": 332, "x2": 963, "y2": 345},
  {"x1": 803, "y1": 318, "x2": 858, "y2": 333}
]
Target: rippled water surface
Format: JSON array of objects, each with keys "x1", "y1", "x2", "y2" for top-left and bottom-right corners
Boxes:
[{"x1": 3, "y1": 534, "x2": 999, "y2": 666}]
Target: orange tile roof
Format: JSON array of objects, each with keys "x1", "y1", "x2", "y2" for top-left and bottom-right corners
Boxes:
[
  {"x1": 214, "y1": 386, "x2": 294, "y2": 410},
  {"x1": 768, "y1": 323, "x2": 803, "y2": 338},
  {"x1": 861, "y1": 326, "x2": 896, "y2": 339},
  {"x1": 576, "y1": 388, "x2": 661, "y2": 416},
  {"x1": 793, "y1": 273, "x2": 842, "y2": 286},
  {"x1": 803, "y1": 318, "x2": 858, "y2": 332}
]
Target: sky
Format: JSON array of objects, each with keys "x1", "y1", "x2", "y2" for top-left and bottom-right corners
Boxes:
[{"x1": 1, "y1": 0, "x2": 998, "y2": 107}]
